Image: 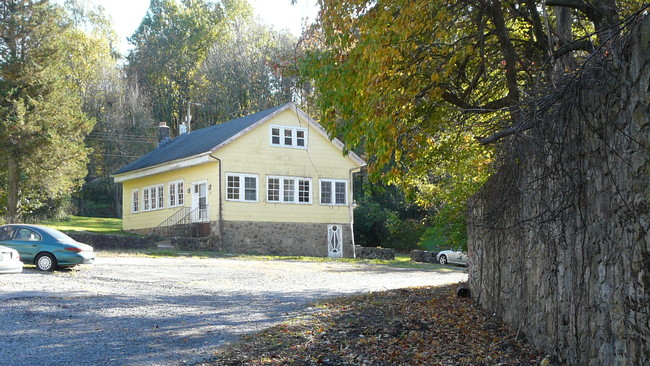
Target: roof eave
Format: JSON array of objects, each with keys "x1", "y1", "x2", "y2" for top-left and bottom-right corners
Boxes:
[{"x1": 112, "y1": 152, "x2": 213, "y2": 183}]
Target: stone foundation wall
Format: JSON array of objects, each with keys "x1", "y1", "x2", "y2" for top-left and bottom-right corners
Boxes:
[
  {"x1": 216, "y1": 220, "x2": 354, "y2": 258},
  {"x1": 67, "y1": 232, "x2": 155, "y2": 250},
  {"x1": 171, "y1": 236, "x2": 212, "y2": 250},
  {"x1": 468, "y1": 15, "x2": 650, "y2": 365}
]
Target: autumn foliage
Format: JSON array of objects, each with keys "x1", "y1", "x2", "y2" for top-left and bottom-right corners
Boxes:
[{"x1": 205, "y1": 284, "x2": 544, "y2": 365}]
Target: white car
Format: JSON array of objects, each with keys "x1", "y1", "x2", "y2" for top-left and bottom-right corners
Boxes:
[
  {"x1": 0, "y1": 245, "x2": 23, "y2": 274},
  {"x1": 436, "y1": 249, "x2": 468, "y2": 266}
]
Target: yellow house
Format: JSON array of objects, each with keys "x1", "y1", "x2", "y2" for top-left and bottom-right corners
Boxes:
[{"x1": 112, "y1": 103, "x2": 366, "y2": 257}]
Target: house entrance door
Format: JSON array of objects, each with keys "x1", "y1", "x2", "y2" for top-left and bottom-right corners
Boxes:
[
  {"x1": 327, "y1": 225, "x2": 343, "y2": 258},
  {"x1": 191, "y1": 181, "x2": 208, "y2": 222}
]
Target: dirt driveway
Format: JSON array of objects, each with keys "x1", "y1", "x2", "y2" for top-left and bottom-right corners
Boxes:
[{"x1": 0, "y1": 255, "x2": 467, "y2": 365}]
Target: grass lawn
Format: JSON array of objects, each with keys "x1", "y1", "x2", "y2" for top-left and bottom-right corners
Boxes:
[
  {"x1": 39, "y1": 215, "x2": 128, "y2": 235},
  {"x1": 95, "y1": 249, "x2": 463, "y2": 271}
]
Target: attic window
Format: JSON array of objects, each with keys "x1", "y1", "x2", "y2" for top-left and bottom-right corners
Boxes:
[
  {"x1": 270, "y1": 125, "x2": 307, "y2": 148},
  {"x1": 271, "y1": 127, "x2": 281, "y2": 144}
]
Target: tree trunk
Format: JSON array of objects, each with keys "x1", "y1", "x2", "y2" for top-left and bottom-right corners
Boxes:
[
  {"x1": 6, "y1": 155, "x2": 21, "y2": 223},
  {"x1": 554, "y1": 6, "x2": 577, "y2": 75},
  {"x1": 114, "y1": 182, "x2": 122, "y2": 218}
]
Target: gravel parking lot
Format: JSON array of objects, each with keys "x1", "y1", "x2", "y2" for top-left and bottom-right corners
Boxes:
[{"x1": 0, "y1": 255, "x2": 467, "y2": 365}]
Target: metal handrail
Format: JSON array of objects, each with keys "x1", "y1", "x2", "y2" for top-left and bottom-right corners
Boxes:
[
  {"x1": 153, "y1": 206, "x2": 204, "y2": 240},
  {"x1": 153, "y1": 207, "x2": 190, "y2": 239}
]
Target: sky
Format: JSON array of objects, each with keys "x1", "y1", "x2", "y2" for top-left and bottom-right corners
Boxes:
[{"x1": 83, "y1": 0, "x2": 319, "y2": 55}]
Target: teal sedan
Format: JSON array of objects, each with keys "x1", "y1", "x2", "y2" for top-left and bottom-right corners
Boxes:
[{"x1": 0, "y1": 224, "x2": 95, "y2": 271}]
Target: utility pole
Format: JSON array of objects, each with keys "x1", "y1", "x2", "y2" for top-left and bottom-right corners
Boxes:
[{"x1": 186, "y1": 100, "x2": 192, "y2": 133}]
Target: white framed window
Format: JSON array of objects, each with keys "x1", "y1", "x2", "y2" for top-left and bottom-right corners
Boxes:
[
  {"x1": 283, "y1": 178, "x2": 295, "y2": 202},
  {"x1": 284, "y1": 128, "x2": 293, "y2": 146},
  {"x1": 271, "y1": 127, "x2": 281, "y2": 145},
  {"x1": 267, "y1": 176, "x2": 311, "y2": 204},
  {"x1": 143, "y1": 188, "x2": 149, "y2": 211},
  {"x1": 269, "y1": 125, "x2": 308, "y2": 148},
  {"x1": 143, "y1": 184, "x2": 164, "y2": 211},
  {"x1": 226, "y1": 173, "x2": 258, "y2": 202},
  {"x1": 320, "y1": 179, "x2": 347, "y2": 205},
  {"x1": 150, "y1": 186, "x2": 158, "y2": 210},
  {"x1": 296, "y1": 129, "x2": 306, "y2": 147},
  {"x1": 131, "y1": 189, "x2": 139, "y2": 213},
  {"x1": 267, "y1": 177, "x2": 280, "y2": 202},
  {"x1": 298, "y1": 179, "x2": 310, "y2": 202},
  {"x1": 168, "y1": 180, "x2": 184, "y2": 207},
  {"x1": 157, "y1": 185, "x2": 164, "y2": 209}
]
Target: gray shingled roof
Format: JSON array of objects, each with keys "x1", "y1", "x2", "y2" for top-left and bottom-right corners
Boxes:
[{"x1": 114, "y1": 104, "x2": 287, "y2": 175}]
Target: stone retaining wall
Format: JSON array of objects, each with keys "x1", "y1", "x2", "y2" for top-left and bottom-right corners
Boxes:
[
  {"x1": 171, "y1": 236, "x2": 212, "y2": 250},
  {"x1": 67, "y1": 232, "x2": 155, "y2": 250},
  {"x1": 354, "y1": 245, "x2": 395, "y2": 260},
  {"x1": 468, "y1": 15, "x2": 649, "y2": 366},
  {"x1": 410, "y1": 250, "x2": 438, "y2": 263}
]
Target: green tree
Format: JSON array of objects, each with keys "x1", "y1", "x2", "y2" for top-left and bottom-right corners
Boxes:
[
  {"x1": 300, "y1": 0, "x2": 644, "y2": 241},
  {"x1": 194, "y1": 12, "x2": 299, "y2": 125},
  {"x1": 0, "y1": 0, "x2": 94, "y2": 222},
  {"x1": 58, "y1": 1, "x2": 157, "y2": 217},
  {"x1": 127, "y1": 0, "x2": 235, "y2": 133},
  {"x1": 353, "y1": 183, "x2": 428, "y2": 251}
]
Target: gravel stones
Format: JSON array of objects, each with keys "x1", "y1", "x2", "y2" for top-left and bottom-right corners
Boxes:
[{"x1": 0, "y1": 256, "x2": 467, "y2": 365}]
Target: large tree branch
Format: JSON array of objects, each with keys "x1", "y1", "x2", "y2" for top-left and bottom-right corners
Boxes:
[
  {"x1": 545, "y1": 0, "x2": 591, "y2": 13},
  {"x1": 487, "y1": 2, "x2": 520, "y2": 105},
  {"x1": 554, "y1": 39, "x2": 594, "y2": 59},
  {"x1": 546, "y1": 0, "x2": 620, "y2": 38},
  {"x1": 440, "y1": 89, "x2": 516, "y2": 113},
  {"x1": 523, "y1": 0, "x2": 550, "y2": 55}
]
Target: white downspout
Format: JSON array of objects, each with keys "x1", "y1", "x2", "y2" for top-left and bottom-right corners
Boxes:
[{"x1": 349, "y1": 167, "x2": 360, "y2": 259}]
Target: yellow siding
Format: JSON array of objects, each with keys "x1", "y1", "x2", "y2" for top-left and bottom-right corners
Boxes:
[
  {"x1": 215, "y1": 109, "x2": 359, "y2": 224},
  {"x1": 121, "y1": 162, "x2": 220, "y2": 230},
  {"x1": 120, "y1": 108, "x2": 362, "y2": 230}
]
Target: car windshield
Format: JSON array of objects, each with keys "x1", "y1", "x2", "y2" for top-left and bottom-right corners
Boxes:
[{"x1": 40, "y1": 227, "x2": 75, "y2": 242}]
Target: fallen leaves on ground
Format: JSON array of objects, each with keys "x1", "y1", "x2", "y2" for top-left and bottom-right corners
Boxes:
[{"x1": 200, "y1": 283, "x2": 544, "y2": 365}]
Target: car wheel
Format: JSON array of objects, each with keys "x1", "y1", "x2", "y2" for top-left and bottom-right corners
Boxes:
[
  {"x1": 439, "y1": 254, "x2": 448, "y2": 265},
  {"x1": 36, "y1": 253, "x2": 57, "y2": 271}
]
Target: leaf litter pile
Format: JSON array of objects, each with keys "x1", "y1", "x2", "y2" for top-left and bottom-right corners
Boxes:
[{"x1": 200, "y1": 283, "x2": 545, "y2": 365}]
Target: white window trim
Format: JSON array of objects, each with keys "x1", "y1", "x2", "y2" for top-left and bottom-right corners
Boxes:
[
  {"x1": 143, "y1": 184, "x2": 164, "y2": 211},
  {"x1": 168, "y1": 180, "x2": 185, "y2": 208},
  {"x1": 226, "y1": 173, "x2": 259, "y2": 202},
  {"x1": 267, "y1": 176, "x2": 312, "y2": 204},
  {"x1": 269, "y1": 125, "x2": 308, "y2": 149},
  {"x1": 131, "y1": 189, "x2": 140, "y2": 213},
  {"x1": 320, "y1": 179, "x2": 348, "y2": 206}
]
